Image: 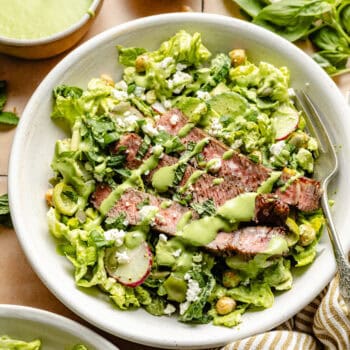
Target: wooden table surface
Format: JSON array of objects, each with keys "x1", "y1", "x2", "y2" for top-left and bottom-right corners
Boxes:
[{"x1": 0, "y1": 1, "x2": 349, "y2": 349}]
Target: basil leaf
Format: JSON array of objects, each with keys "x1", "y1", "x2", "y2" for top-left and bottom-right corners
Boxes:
[
  {"x1": 0, "y1": 111, "x2": 19, "y2": 126},
  {"x1": 312, "y1": 53, "x2": 338, "y2": 74},
  {"x1": 0, "y1": 193, "x2": 13, "y2": 228},
  {"x1": 311, "y1": 26, "x2": 349, "y2": 51},
  {"x1": 339, "y1": 2, "x2": 350, "y2": 35},
  {"x1": 232, "y1": 0, "x2": 266, "y2": 18},
  {"x1": 317, "y1": 50, "x2": 349, "y2": 69},
  {"x1": 0, "y1": 80, "x2": 7, "y2": 111}
]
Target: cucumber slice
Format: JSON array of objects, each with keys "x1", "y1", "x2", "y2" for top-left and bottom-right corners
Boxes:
[
  {"x1": 105, "y1": 242, "x2": 152, "y2": 287},
  {"x1": 53, "y1": 182, "x2": 78, "y2": 216}
]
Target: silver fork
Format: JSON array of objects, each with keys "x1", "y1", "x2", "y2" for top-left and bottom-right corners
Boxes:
[{"x1": 294, "y1": 90, "x2": 350, "y2": 307}]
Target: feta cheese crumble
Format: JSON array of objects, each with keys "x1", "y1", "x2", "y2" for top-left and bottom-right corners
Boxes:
[
  {"x1": 163, "y1": 100, "x2": 172, "y2": 109},
  {"x1": 196, "y1": 90, "x2": 211, "y2": 100},
  {"x1": 111, "y1": 89, "x2": 128, "y2": 101},
  {"x1": 207, "y1": 158, "x2": 222, "y2": 173},
  {"x1": 164, "y1": 303, "x2": 176, "y2": 315},
  {"x1": 115, "y1": 80, "x2": 128, "y2": 91},
  {"x1": 180, "y1": 274, "x2": 202, "y2": 315},
  {"x1": 209, "y1": 118, "x2": 223, "y2": 136},
  {"x1": 151, "y1": 144, "x2": 163, "y2": 154},
  {"x1": 159, "y1": 233, "x2": 168, "y2": 242},
  {"x1": 270, "y1": 141, "x2": 286, "y2": 156},
  {"x1": 134, "y1": 86, "x2": 146, "y2": 97},
  {"x1": 139, "y1": 205, "x2": 159, "y2": 221},
  {"x1": 142, "y1": 122, "x2": 159, "y2": 136},
  {"x1": 170, "y1": 114, "x2": 179, "y2": 125},
  {"x1": 172, "y1": 249, "x2": 182, "y2": 258},
  {"x1": 176, "y1": 63, "x2": 187, "y2": 71},
  {"x1": 104, "y1": 229, "x2": 126, "y2": 247},
  {"x1": 115, "y1": 251, "x2": 130, "y2": 264},
  {"x1": 167, "y1": 71, "x2": 192, "y2": 90},
  {"x1": 159, "y1": 57, "x2": 174, "y2": 68}
]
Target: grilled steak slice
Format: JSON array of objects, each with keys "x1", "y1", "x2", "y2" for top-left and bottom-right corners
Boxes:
[
  {"x1": 92, "y1": 186, "x2": 286, "y2": 255},
  {"x1": 92, "y1": 186, "x2": 197, "y2": 236},
  {"x1": 115, "y1": 134, "x2": 243, "y2": 206},
  {"x1": 275, "y1": 170, "x2": 322, "y2": 212},
  {"x1": 254, "y1": 194, "x2": 289, "y2": 226},
  {"x1": 205, "y1": 226, "x2": 286, "y2": 255},
  {"x1": 156, "y1": 109, "x2": 322, "y2": 211}
]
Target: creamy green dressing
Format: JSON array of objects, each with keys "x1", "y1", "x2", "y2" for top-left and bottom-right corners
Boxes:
[
  {"x1": 178, "y1": 123, "x2": 195, "y2": 138},
  {"x1": 179, "y1": 216, "x2": 230, "y2": 246},
  {"x1": 263, "y1": 236, "x2": 288, "y2": 255},
  {"x1": 100, "y1": 148, "x2": 163, "y2": 215},
  {"x1": 179, "y1": 170, "x2": 205, "y2": 193},
  {"x1": 257, "y1": 171, "x2": 281, "y2": 194},
  {"x1": 280, "y1": 173, "x2": 301, "y2": 193},
  {"x1": 217, "y1": 192, "x2": 257, "y2": 223},
  {"x1": 176, "y1": 211, "x2": 193, "y2": 231},
  {"x1": 0, "y1": 0, "x2": 92, "y2": 40},
  {"x1": 151, "y1": 138, "x2": 209, "y2": 193},
  {"x1": 223, "y1": 149, "x2": 234, "y2": 160}
]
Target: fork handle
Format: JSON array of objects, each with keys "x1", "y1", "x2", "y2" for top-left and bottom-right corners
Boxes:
[{"x1": 321, "y1": 189, "x2": 350, "y2": 305}]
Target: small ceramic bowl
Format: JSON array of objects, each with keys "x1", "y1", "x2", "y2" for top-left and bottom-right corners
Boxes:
[{"x1": 0, "y1": 0, "x2": 103, "y2": 59}]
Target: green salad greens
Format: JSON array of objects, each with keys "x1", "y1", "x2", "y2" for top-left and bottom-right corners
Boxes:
[
  {"x1": 232, "y1": 0, "x2": 350, "y2": 77},
  {"x1": 47, "y1": 30, "x2": 325, "y2": 328},
  {"x1": 0, "y1": 336, "x2": 87, "y2": 350}
]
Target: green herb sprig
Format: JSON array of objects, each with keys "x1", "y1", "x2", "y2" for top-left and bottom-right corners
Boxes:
[
  {"x1": 0, "y1": 81, "x2": 19, "y2": 126},
  {"x1": 232, "y1": 0, "x2": 350, "y2": 76}
]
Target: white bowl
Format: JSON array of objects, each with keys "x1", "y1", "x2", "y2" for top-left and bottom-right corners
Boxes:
[
  {"x1": 9, "y1": 13, "x2": 350, "y2": 349},
  {"x1": 0, "y1": 304, "x2": 118, "y2": 349}
]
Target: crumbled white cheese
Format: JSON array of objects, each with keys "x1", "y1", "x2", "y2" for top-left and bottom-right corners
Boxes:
[
  {"x1": 176, "y1": 63, "x2": 187, "y2": 71},
  {"x1": 123, "y1": 219, "x2": 129, "y2": 226},
  {"x1": 139, "y1": 205, "x2": 159, "y2": 221},
  {"x1": 115, "y1": 251, "x2": 130, "y2": 264},
  {"x1": 157, "y1": 124, "x2": 166, "y2": 131},
  {"x1": 170, "y1": 114, "x2": 179, "y2": 126},
  {"x1": 159, "y1": 233, "x2": 168, "y2": 242},
  {"x1": 163, "y1": 100, "x2": 172, "y2": 109},
  {"x1": 207, "y1": 158, "x2": 222, "y2": 172},
  {"x1": 270, "y1": 141, "x2": 286, "y2": 156},
  {"x1": 164, "y1": 303, "x2": 176, "y2": 315},
  {"x1": 231, "y1": 139, "x2": 243, "y2": 149},
  {"x1": 154, "y1": 114, "x2": 161, "y2": 121},
  {"x1": 144, "y1": 170, "x2": 150, "y2": 176},
  {"x1": 172, "y1": 249, "x2": 182, "y2": 258},
  {"x1": 151, "y1": 102, "x2": 166, "y2": 114},
  {"x1": 116, "y1": 118, "x2": 126, "y2": 128},
  {"x1": 151, "y1": 144, "x2": 163, "y2": 154},
  {"x1": 167, "y1": 71, "x2": 192, "y2": 90},
  {"x1": 111, "y1": 89, "x2": 128, "y2": 101},
  {"x1": 104, "y1": 229, "x2": 126, "y2": 247},
  {"x1": 142, "y1": 122, "x2": 159, "y2": 136},
  {"x1": 196, "y1": 90, "x2": 211, "y2": 100},
  {"x1": 115, "y1": 80, "x2": 128, "y2": 91},
  {"x1": 159, "y1": 57, "x2": 174, "y2": 69},
  {"x1": 134, "y1": 86, "x2": 146, "y2": 97},
  {"x1": 179, "y1": 276, "x2": 201, "y2": 315},
  {"x1": 123, "y1": 114, "x2": 139, "y2": 127},
  {"x1": 209, "y1": 118, "x2": 223, "y2": 136}
]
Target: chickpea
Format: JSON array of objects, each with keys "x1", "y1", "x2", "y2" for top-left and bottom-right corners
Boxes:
[
  {"x1": 135, "y1": 54, "x2": 148, "y2": 73},
  {"x1": 216, "y1": 296, "x2": 236, "y2": 315},
  {"x1": 229, "y1": 49, "x2": 246, "y2": 67},
  {"x1": 100, "y1": 74, "x2": 114, "y2": 86},
  {"x1": 222, "y1": 270, "x2": 241, "y2": 288},
  {"x1": 45, "y1": 188, "x2": 53, "y2": 207}
]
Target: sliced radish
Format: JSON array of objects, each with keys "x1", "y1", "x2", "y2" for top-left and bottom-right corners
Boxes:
[
  {"x1": 272, "y1": 107, "x2": 299, "y2": 141},
  {"x1": 105, "y1": 242, "x2": 152, "y2": 287}
]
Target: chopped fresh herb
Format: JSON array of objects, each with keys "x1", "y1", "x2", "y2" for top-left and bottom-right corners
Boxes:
[
  {"x1": 173, "y1": 163, "x2": 187, "y2": 186},
  {"x1": 62, "y1": 190, "x2": 78, "y2": 203},
  {"x1": 107, "y1": 154, "x2": 126, "y2": 168},
  {"x1": 191, "y1": 199, "x2": 216, "y2": 217},
  {"x1": 115, "y1": 168, "x2": 131, "y2": 178},
  {"x1": 137, "y1": 198, "x2": 150, "y2": 210},
  {"x1": 53, "y1": 85, "x2": 83, "y2": 99},
  {"x1": 104, "y1": 212, "x2": 127, "y2": 230},
  {"x1": 0, "y1": 193, "x2": 12, "y2": 228},
  {"x1": 136, "y1": 135, "x2": 151, "y2": 160}
]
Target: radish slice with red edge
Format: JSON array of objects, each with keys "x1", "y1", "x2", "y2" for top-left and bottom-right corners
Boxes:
[
  {"x1": 272, "y1": 108, "x2": 299, "y2": 141},
  {"x1": 105, "y1": 242, "x2": 152, "y2": 287}
]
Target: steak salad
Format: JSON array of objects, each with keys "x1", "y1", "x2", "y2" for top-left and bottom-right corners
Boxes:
[{"x1": 47, "y1": 31, "x2": 325, "y2": 327}]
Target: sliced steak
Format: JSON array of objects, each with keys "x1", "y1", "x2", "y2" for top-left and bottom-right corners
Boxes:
[
  {"x1": 275, "y1": 170, "x2": 322, "y2": 212},
  {"x1": 254, "y1": 194, "x2": 289, "y2": 226},
  {"x1": 156, "y1": 109, "x2": 271, "y2": 192},
  {"x1": 156, "y1": 109, "x2": 322, "y2": 211},
  {"x1": 92, "y1": 186, "x2": 197, "y2": 236},
  {"x1": 205, "y1": 226, "x2": 286, "y2": 255},
  {"x1": 112, "y1": 133, "x2": 144, "y2": 170}
]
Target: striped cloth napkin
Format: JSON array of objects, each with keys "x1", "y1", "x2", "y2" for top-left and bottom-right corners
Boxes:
[{"x1": 220, "y1": 274, "x2": 350, "y2": 350}]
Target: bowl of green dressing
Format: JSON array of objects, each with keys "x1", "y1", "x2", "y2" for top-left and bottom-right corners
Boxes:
[{"x1": 0, "y1": 0, "x2": 103, "y2": 59}]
